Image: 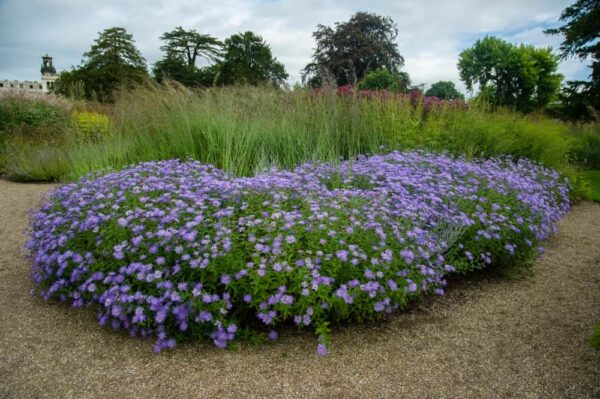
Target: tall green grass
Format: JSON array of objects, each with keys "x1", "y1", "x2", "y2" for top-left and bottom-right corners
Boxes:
[
  {"x1": 582, "y1": 170, "x2": 600, "y2": 202},
  {"x1": 0, "y1": 83, "x2": 592, "y2": 198}
]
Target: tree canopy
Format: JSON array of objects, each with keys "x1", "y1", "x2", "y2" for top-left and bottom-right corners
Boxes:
[
  {"x1": 545, "y1": 0, "x2": 600, "y2": 119},
  {"x1": 153, "y1": 27, "x2": 222, "y2": 86},
  {"x1": 56, "y1": 27, "x2": 148, "y2": 101},
  {"x1": 159, "y1": 26, "x2": 222, "y2": 67},
  {"x1": 458, "y1": 36, "x2": 562, "y2": 112},
  {"x1": 357, "y1": 69, "x2": 410, "y2": 92},
  {"x1": 303, "y1": 12, "x2": 405, "y2": 87},
  {"x1": 425, "y1": 81, "x2": 464, "y2": 100},
  {"x1": 215, "y1": 31, "x2": 288, "y2": 87}
]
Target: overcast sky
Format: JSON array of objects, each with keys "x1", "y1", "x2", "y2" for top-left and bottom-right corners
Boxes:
[{"x1": 0, "y1": 0, "x2": 592, "y2": 93}]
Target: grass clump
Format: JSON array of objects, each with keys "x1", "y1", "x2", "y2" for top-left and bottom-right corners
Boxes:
[
  {"x1": 582, "y1": 170, "x2": 600, "y2": 202},
  {"x1": 0, "y1": 83, "x2": 595, "y2": 200}
]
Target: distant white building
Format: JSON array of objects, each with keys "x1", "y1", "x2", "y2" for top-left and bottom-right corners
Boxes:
[{"x1": 0, "y1": 55, "x2": 58, "y2": 94}]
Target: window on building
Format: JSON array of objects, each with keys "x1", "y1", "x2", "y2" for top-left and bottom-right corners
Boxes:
[
  {"x1": 29, "y1": 84, "x2": 33, "y2": 89},
  {"x1": 39, "y1": 85, "x2": 42, "y2": 89},
  {"x1": 0, "y1": 83, "x2": 3, "y2": 88},
  {"x1": 10, "y1": 83, "x2": 14, "y2": 88},
  {"x1": 19, "y1": 83, "x2": 23, "y2": 88}
]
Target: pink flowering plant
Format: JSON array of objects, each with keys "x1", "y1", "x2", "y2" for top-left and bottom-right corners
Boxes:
[{"x1": 27, "y1": 151, "x2": 569, "y2": 354}]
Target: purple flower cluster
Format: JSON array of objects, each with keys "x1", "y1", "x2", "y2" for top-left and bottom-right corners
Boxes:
[{"x1": 26, "y1": 151, "x2": 569, "y2": 353}]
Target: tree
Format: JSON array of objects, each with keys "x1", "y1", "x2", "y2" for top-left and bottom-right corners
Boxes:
[
  {"x1": 357, "y1": 69, "x2": 410, "y2": 92},
  {"x1": 216, "y1": 31, "x2": 288, "y2": 86},
  {"x1": 458, "y1": 36, "x2": 562, "y2": 112},
  {"x1": 56, "y1": 27, "x2": 148, "y2": 101},
  {"x1": 152, "y1": 57, "x2": 218, "y2": 86},
  {"x1": 303, "y1": 12, "x2": 405, "y2": 87},
  {"x1": 545, "y1": 0, "x2": 600, "y2": 119},
  {"x1": 425, "y1": 81, "x2": 464, "y2": 100},
  {"x1": 153, "y1": 26, "x2": 222, "y2": 86},
  {"x1": 159, "y1": 26, "x2": 222, "y2": 67}
]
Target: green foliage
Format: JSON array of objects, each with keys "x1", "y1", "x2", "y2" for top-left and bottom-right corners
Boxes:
[
  {"x1": 153, "y1": 27, "x2": 222, "y2": 87},
  {"x1": 358, "y1": 69, "x2": 410, "y2": 92},
  {"x1": 303, "y1": 12, "x2": 405, "y2": 87},
  {"x1": 545, "y1": 0, "x2": 600, "y2": 119},
  {"x1": 83, "y1": 27, "x2": 146, "y2": 70},
  {"x1": 582, "y1": 170, "x2": 600, "y2": 201},
  {"x1": 159, "y1": 26, "x2": 222, "y2": 66},
  {"x1": 1, "y1": 140, "x2": 70, "y2": 182},
  {"x1": 425, "y1": 81, "x2": 464, "y2": 100},
  {"x1": 551, "y1": 81, "x2": 599, "y2": 121},
  {"x1": 153, "y1": 57, "x2": 218, "y2": 87},
  {"x1": 71, "y1": 111, "x2": 111, "y2": 143},
  {"x1": 216, "y1": 32, "x2": 288, "y2": 87},
  {"x1": 458, "y1": 36, "x2": 563, "y2": 112},
  {"x1": 0, "y1": 94, "x2": 73, "y2": 176},
  {"x1": 0, "y1": 95, "x2": 68, "y2": 131},
  {"x1": 566, "y1": 169, "x2": 592, "y2": 201},
  {"x1": 570, "y1": 123, "x2": 600, "y2": 169},
  {"x1": 56, "y1": 27, "x2": 148, "y2": 102},
  {"x1": 1, "y1": 84, "x2": 585, "y2": 191},
  {"x1": 591, "y1": 322, "x2": 600, "y2": 349}
]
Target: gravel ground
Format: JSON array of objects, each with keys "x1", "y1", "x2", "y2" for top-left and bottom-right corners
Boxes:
[{"x1": 0, "y1": 179, "x2": 599, "y2": 399}]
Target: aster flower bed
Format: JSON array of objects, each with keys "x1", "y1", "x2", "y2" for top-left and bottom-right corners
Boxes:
[{"x1": 27, "y1": 151, "x2": 569, "y2": 354}]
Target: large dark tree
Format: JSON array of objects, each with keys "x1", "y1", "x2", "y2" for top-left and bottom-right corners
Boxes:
[
  {"x1": 159, "y1": 26, "x2": 222, "y2": 67},
  {"x1": 458, "y1": 36, "x2": 562, "y2": 112},
  {"x1": 303, "y1": 12, "x2": 405, "y2": 87},
  {"x1": 216, "y1": 31, "x2": 288, "y2": 86},
  {"x1": 152, "y1": 57, "x2": 219, "y2": 86},
  {"x1": 545, "y1": 0, "x2": 600, "y2": 119},
  {"x1": 153, "y1": 26, "x2": 222, "y2": 86},
  {"x1": 56, "y1": 27, "x2": 148, "y2": 101}
]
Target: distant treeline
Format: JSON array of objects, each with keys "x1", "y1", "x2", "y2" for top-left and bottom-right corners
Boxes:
[{"x1": 56, "y1": 2, "x2": 598, "y2": 120}]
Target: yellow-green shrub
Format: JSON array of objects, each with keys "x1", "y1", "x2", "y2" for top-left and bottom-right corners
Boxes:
[{"x1": 72, "y1": 111, "x2": 110, "y2": 142}]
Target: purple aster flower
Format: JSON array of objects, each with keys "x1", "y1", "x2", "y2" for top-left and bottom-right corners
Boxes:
[
  {"x1": 316, "y1": 343, "x2": 328, "y2": 356},
  {"x1": 406, "y1": 280, "x2": 418, "y2": 293},
  {"x1": 387, "y1": 279, "x2": 398, "y2": 291},
  {"x1": 400, "y1": 249, "x2": 414, "y2": 264},
  {"x1": 197, "y1": 311, "x2": 212, "y2": 323},
  {"x1": 336, "y1": 250, "x2": 349, "y2": 262}
]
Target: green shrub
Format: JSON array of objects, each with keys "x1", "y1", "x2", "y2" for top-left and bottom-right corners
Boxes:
[
  {"x1": 0, "y1": 93, "x2": 74, "y2": 179},
  {"x1": 0, "y1": 93, "x2": 71, "y2": 130},
  {"x1": 582, "y1": 170, "x2": 600, "y2": 202},
  {"x1": 71, "y1": 111, "x2": 111, "y2": 143},
  {"x1": 570, "y1": 123, "x2": 600, "y2": 170},
  {"x1": 357, "y1": 69, "x2": 407, "y2": 92}
]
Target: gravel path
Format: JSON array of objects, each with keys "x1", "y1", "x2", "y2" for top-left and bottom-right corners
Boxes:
[{"x1": 1, "y1": 179, "x2": 599, "y2": 399}]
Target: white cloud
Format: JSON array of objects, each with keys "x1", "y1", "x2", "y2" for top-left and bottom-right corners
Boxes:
[{"x1": 0, "y1": 0, "x2": 589, "y2": 91}]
